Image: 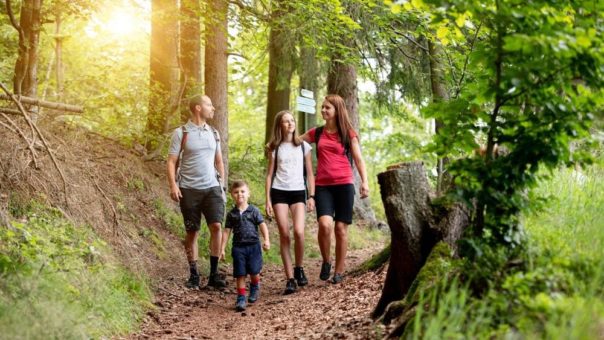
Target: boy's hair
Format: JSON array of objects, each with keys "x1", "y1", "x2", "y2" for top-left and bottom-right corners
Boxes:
[
  {"x1": 189, "y1": 94, "x2": 204, "y2": 112},
  {"x1": 230, "y1": 180, "x2": 249, "y2": 193}
]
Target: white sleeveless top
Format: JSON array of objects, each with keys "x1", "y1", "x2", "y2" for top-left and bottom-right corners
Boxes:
[{"x1": 271, "y1": 141, "x2": 312, "y2": 191}]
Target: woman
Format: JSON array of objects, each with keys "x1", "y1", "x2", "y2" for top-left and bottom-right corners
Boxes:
[
  {"x1": 301, "y1": 94, "x2": 369, "y2": 284},
  {"x1": 266, "y1": 110, "x2": 315, "y2": 294}
]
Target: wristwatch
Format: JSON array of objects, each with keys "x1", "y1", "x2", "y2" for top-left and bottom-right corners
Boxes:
[{"x1": 308, "y1": 195, "x2": 315, "y2": 199}]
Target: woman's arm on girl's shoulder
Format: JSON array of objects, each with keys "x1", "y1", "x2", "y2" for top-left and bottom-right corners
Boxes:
[
  {"x1": 300, "y1": 128, "x2": 315, "y2": 143},
  {"x1": 350, "y1": 137, "x2": 369, "y2": 199}
]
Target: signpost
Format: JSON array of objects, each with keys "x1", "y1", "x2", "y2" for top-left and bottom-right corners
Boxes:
[{"x1": 296, "y1": 89, "x2": 316, "y2": 132}]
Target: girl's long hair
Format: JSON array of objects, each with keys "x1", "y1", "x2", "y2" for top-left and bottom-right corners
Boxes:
[
  {"x1": 324, "y1": 94, "x2": 355, "y2": 147},
  {"x1": 266, "y1": 110, "x2": 302, "y2": 152}
]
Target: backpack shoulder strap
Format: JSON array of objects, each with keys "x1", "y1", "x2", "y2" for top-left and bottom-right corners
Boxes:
[
  {"x1": 270, "y1": 144, "x2": 279, "y2": 189},
  {"x1": 211, "y1": 126, "x2": 220, "y2": 143},
  {"x1": 180, "y1": 125, "x2": 189, "y2": 152},
  {"x1": 315, "y1": 126, "x2": 324, "y2": 158},
  {"x1": 176, "y1": 125, "x2": 188, "y2": 171}
]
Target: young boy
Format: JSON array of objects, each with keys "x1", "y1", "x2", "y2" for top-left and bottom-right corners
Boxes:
[{"x1": 220, "y1": 180, "x2": 270, "y2": 311}]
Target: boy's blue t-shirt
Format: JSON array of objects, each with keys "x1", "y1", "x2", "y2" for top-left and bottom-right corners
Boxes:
[{"x1": 225, "y1": 204, "x2": 264, "y2": 246}]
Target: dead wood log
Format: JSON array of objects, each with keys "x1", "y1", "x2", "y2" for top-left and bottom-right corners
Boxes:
[
  {"x1": 0, "y1": 94, "x2": 83, "y2": 113},
  {"x1": 372, "y1": 161, "x2": 470, "y2": 320},
  {"x1": 0, "y1": 82, "x2": 69, "y2": 207}
]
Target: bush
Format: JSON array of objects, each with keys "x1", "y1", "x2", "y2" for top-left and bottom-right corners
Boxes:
[{"x1": 0, "y1": 203, "x2": 152, "y2": 338}]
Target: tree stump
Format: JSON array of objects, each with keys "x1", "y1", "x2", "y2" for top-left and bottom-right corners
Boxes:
[{"x1": 372, "y1": 161, "x2": 469, "y2": 319}]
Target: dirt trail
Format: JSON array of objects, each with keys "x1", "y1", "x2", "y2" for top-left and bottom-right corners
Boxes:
[{"x1": 127, "y1": 248, "x2": 390, "y2": 339}]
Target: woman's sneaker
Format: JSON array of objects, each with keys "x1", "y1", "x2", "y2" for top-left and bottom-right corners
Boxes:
[
  {"x1": 330, "y1": 273, "x2": 343, "y2": 284},
  {"x1": 235, "y1": 295, "x2": 246, "y2": 311},
  {"x1": 319, "y1": 262, "x2": 331, "y2": 281},
  {"x1": 284, "y1": 278, "x2": 297, "y2": 295},
  {"x1": 294, "y1": 267, "x2": 308, "y2": 286},
  {"x1": 248, "y1": 283, "x2": 260, "y2": 303}
]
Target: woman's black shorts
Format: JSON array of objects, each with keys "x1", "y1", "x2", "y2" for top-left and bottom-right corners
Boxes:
[{"x1": 315, "y1": 184, "x2": 354, "y2": 224}]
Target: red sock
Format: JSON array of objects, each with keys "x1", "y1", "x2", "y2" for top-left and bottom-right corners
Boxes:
[
  {"x1": 251, "y1": 277, "x2": 260, "y2": 285},
  {"x1": 238, "y1": 288, "x2": 246, "y2": 296}
]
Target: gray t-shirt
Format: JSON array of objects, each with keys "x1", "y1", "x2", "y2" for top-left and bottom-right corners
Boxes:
[{"x1": 169, "y1": 121, "x2": 221, "y2": 190}]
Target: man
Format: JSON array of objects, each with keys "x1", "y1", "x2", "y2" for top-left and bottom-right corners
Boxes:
[{"x1": 167, "y1": 94, "x2": 226, "y2": 289}]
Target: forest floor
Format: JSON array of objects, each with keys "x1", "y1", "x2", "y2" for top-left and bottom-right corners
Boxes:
[
  {"x1": 126, "y1": 246, "x2": 392, "y2": 340},
  {"x1": 0, "y1": 122, "x2": 392, "y2": 339}
]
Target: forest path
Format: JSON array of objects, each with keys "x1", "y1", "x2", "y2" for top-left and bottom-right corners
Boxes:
[{"x1": 126, "y1": 247, "x2": 389, "y2": 339}]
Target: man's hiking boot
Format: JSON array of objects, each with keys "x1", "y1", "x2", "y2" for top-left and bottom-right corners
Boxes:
[
  {"x1": 235, "y1": 295, "x2": 246, "y2": 312},
  {"x1": 330, "y1": 273, "x2": 343, "y2": 284},
  {"x1": 185, "y1": 274, "x2": 200, "y2": 289},
  {"x1": 294, "y1": 266, "x2": 308, "y2": 286},
  {"x1": 207, "y1": 272, "x2": 227, "y2": 289},
  {"x1": 319, "y1": 262, "x2": 331, "y2": 281},
  {"x1": 284, "y1": 278, "x2": 297, "y2": 295},
  {"x1": 248, "y1": 283, "x2": 260, "y2": 303}
]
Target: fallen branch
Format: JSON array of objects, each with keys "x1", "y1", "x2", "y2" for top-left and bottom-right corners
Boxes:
[
  {"x1": 0, "y1": 94, "x2": 83, "y2": 113},
  {"x1": 0, "y1": 107, "x2": 34, "y2": 116},
  {"x1": 89, "y1": 171, "x2": 120, "y2": 236},
  {"x1": 0, "y1": 111, "x2": 39, "y2": 168},
  {"x1": 0, "y1": 82, "x2": 69, "y2": 207}
]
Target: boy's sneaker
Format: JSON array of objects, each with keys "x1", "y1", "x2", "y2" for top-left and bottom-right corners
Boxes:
[
  {"x1": 284, "y1": 278, "x2": 297, "y2": 295},
  {"x1": 235, "y1": 295, "x2": 246, "y2": 311},
  {"x1": 207, "y1": 272, "x2": 227, "y2": 288},
  {"x1": 294, "y1": 267, "x2": 308, "y2": 286},
  {"x1": 330, "y1": 273, "x2": 343, "y2": 284},
  {"x1": 319, "y1": 262, "x2": 331, "y2": 281},
  {"x1": 248, "y1": 283, "x2": 260, "y2": 303},
  {"x1": 185, "y1": 274, "x2": 200, "y2": 289}
]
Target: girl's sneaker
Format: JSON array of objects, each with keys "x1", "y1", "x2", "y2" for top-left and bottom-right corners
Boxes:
[
  {"x1": 284, "y1": 278, "x2": 297, "y2": 295},
  {"x1": 319, "y1": 262, "x2": 331, "y2": 281},
  {"x1": 294, "y1": 267, "x2": 308, "y2": 286}
]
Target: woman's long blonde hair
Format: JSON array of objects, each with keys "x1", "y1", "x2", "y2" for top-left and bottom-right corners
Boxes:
[{"x1": 266, "y1": 110, "x2": 302, "y2": 152}]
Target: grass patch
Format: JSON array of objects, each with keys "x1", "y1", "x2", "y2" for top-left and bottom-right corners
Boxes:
[
  {"x1": 404, "y1": 163, "x2": 604, "y2": 338},
  {"x1": 0, "y1": 202, "x2": 152, "y2": 339}
]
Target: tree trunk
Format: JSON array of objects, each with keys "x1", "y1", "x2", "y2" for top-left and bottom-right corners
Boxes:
[
  {"x1": 264, "y1": 0, "x2": 294, "y2": 146},
  {"x1": 54, "y1": 11, "x2": 64, "y2": 102},
  {"x1": 428, "y1": 40, "x2": 451, "y2": 193},
  {"x1": 372, "y1": 162, "x2": 469, "y2": 319},
  {"x1": 11, "y1": 0, "x2": 42, "y2": 110},
  {"x1": 298, "y1": 45, "x2": 319, "y2": 132},
  {"x1": 204, "y1": 0, "x2": 229, "y2": 181},
  {"x1": 180, "y1": 0, "x2": 202, "y2": 124},
  {"x1": 146, "y1": 0, "x2": 180, "y2": 150},
  {"x1": 327, "y1": 53, "x2": 378, "y2": 226}
]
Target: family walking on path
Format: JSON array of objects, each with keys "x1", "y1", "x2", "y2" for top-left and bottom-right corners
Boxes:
[{"x1": 166, "y1": 93, "x2": 369, "y2": 311}]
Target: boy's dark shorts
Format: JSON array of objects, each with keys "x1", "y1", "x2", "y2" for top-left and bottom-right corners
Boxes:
[
  {"x1": 315, "y1": 184, "x2": 355, "y2": 225},
  {"x1": 179, "y1": 186, "x2": 225, "y2": 232},
  {"x1": 270, "y1": 188, "x2": 306, "y2": 206},
  {"x1": 231, "y1": 243, "x2": 263, "y2": 277}
]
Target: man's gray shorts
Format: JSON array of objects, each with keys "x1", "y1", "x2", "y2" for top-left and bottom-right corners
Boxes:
[{"x1": 179, "y1": 186, "x2": 225, "y2": 232}]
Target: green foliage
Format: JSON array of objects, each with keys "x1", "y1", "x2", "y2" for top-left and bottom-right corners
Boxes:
[
  {"x1": 406, "y1": 162, "x2": 604, "y2": 338},
  {"x1": 0, "y1": 203, "x2": 152, "y2": 339},
  {"x1": 418, "y1": 0, "x2": 604, "y2": 250}
]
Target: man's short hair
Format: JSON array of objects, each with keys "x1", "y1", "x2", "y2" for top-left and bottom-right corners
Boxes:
[
  {"x1": 189, "y1": 95, "x2": 204, "y2": 112},
  {"x1": 230, "y1": 180, "x2": 248, "y2": 193}
]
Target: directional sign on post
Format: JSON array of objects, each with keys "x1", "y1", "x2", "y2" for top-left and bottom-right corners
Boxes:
[
  {"x1": 296, "y1": 95, "x2": 316, "y2": 114},
  {"x1": 300, "y1": 89, "x2": 314, "y2": 98}
]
